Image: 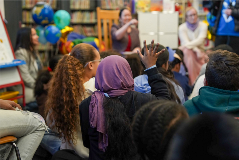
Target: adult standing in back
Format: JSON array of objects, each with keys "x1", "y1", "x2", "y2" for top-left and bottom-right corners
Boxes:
[
  {"x1": 208, "y1": 0, "x2": 239, "y2": 55},
  {"x1": 111, "y1": 8, "x2": 140, "y2": 53}
]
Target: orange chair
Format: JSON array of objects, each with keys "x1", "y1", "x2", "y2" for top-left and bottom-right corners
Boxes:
[
  {"x1": 97, "y1": 7, "x2": 120, "y2": 51},
  {"x1": 0, "y1": 136, "x2": 21, "y2": 160}
]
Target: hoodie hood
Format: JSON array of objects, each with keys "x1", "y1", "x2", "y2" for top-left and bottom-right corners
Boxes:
[
  {"x1": 191, "y1": 86, "x2": 239, "y2": 115},
  {"x1": 134, "y1": 75, "x2": 151, "y2": 93}
]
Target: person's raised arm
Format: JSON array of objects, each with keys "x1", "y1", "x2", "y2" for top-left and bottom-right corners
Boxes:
[
  {"x1": 113, "y1": 19, "x2": 138, "y2": 40},
  {"x1": 137, "y1": 40, "x2": 170, "y2": 100}
]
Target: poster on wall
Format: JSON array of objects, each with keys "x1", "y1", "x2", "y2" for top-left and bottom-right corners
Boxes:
[
  {"x1": 151, "y1": 0, "x2": 163, "y2": 11},
  {"x1": 163, "y1": 0, "x2": 175, "y2": 12}
]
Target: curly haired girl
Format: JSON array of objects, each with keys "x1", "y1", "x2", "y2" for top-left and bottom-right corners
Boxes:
[{"x1": 45, "y1": 43, "x2": 101, "y2": 158}]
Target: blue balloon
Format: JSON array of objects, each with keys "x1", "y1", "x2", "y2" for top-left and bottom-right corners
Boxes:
[
  {"x1": 54, "y1": 10, "x2": 71, "y2": 29},
  {"x1": 44, "y1": 26, "x2": 61, "y2": 44},
  {"x1": 36, "y1": 26, "x2": 47, "y2": 45},
  {"x1": 32, "y1": 2, "x2": 54, "y2": 26}
]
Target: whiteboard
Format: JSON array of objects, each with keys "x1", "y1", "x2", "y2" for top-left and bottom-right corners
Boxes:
[{"x1": 0, "y1": 11, "x2": 22, "y2": 86}]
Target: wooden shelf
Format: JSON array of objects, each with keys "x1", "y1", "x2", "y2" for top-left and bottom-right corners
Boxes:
[
  {"x1": 22, "y1": 7, "x2": 57, "y2": 10},
  {"x1": 70, "y1": 8, "x2": 95, "y2": 11},
  {"x1": 70, "y1": 22, "x2": 97, "y2": 25}
]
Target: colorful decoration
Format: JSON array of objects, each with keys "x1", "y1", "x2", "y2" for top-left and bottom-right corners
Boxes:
[
  {"x1": 36, "y1": 26, "x2": 47, "y2": 45},
  {"x1": 44, "y1": 26, "x2": 61, "y2": 44},
  {"x1": 61, "y1": 26, "x2": 73, "y2": 39},
  {"x1": 54, "y1": 10, "x2": 71, "y2": 30},
  {"x1": 31, "y1": 5, "x2": 101, "y2": 54},
  {"x1": 207, "y1": 12, "x2": 216, "y2": 27},
  {"x1": 32, "y1": 2, "x2": 54, "y2": 26},
  {"x1": 136, "y1": 0, "x2": 151, "y2": 12}
]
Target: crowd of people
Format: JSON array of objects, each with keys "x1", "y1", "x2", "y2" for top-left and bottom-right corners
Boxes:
[{"x1": 1, "y1": 3, "x2": 239, "y2": 160}]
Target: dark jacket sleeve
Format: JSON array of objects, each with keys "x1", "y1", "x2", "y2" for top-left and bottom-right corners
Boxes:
[
  {"x1": 79, "y1": 96, "x2": 105, "y2": 160},
  {"x1": 145, "y1": 67, "x2": 171, "y2": 100},
  {"x1": 79, "y1": 96, "x2": 91, "y2": 148},
  {"x1": 232, "y1": 9, "x2": 239, "y2": 19}
]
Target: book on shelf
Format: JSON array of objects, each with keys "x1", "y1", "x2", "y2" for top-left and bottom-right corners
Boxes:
[
  {"x1": 22, "y1": 0, "x2": 57, "y2": 9},
  {"x1": 22, "y1": 11, "x2": 33, "y2": 23},
  {"x1": 70, "y1": 0, "x2": 91, "y2": 10},
  {"x1": 101, "y1": 0, "x2": 125, "y2": 9},
  {"x1": 72, "y1": 25, "x2": 98, "y2": 37},
  {"x1": 71, "y1": 11, "x2": 96, "y2": 23}
]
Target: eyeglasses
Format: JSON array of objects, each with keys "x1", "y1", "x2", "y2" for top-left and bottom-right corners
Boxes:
[
  {"x1": 187, "y1": 13, "x2": 197, "y2": 18},
  {"x1": 84, "y1": 58, "x2": 103, "y2": 68}
]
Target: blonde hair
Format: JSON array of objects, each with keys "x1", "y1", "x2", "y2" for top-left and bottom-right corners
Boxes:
[{"x1": 185, "y1": 6, "x2": 197, "y2": 18}]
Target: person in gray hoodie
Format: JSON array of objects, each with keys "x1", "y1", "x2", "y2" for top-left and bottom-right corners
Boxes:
[{"x1": 134, "y1": 44, "x2": 185, "y2": 104}]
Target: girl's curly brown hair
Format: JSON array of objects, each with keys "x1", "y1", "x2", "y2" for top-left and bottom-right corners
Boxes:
[{"x1": 45, "y1": 55, "x2": 85, "y2": 144}]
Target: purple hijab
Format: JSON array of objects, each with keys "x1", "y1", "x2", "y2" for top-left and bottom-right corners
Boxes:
[{"x1": 89, "y1": 55, "x2": 134, "y2": 152}]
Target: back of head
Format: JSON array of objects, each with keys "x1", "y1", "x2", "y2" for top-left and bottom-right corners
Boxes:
[
  {"x1": 70, "y1": 43, "x2": 97, "y2": 67},
  {"x1": 141, "y1": 44, "x2": 169, "y2": 68},
  {"x1": 211, "y1": 44, "x2": 234, "y2": 53},
  {"x1": 14, "y1": 27, "x2": 33, "y2": 51},
  {"x1": 205, "y1": 50, "x2": 239, "y2": 91},
  {"x1": 166, "y1": 113, "x2": 239, "y2": 160},
  {"x1": 170, "y1": 49, "x2": 183, "y2": 69},
  {"x1": 49, "y1": 55, "x2": 64, "y2": 71},
  {"x1": 95, "y1": 55, "x2": 134, "y2": 92},
  {"x1": 125, "y1": 54, "x2": 142, "y2": 78},
  {"x1": 100, "y1": 49, "x2": 122, "y2": 59},
  {"x1": 46, "y1": 55, "x2": 85, "y2": 144},
  {"x1": 132, "y1": 100, "x2": 189, "y2": 160}
]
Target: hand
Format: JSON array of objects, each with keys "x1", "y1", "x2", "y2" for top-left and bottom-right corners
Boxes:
[
  {"x1": 129, "y1": 19, "x2": 138, "y2": 26},
  {"x1": 0, "y1": 99, "x2": 22, "y2": 110},
  {"x1": 132, "y1": 47, "x2": 141, "y2": 53},
  {"x1": 225, "y1": 9, "x2": 232, "y2": 16},
  {"x1": 137, "y1": 40, "x2": 165, "y2": 69}
]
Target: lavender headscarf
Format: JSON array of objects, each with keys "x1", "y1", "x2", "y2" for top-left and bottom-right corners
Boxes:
[
  {"x1": 186, "y1": 20, "x2": 199, "y2": 32},
  {"x1": 89, "y1": 55, "x2": 134, "y2": 152}
]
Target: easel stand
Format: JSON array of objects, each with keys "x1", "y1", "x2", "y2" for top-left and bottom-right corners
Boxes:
[{"x1": 0, "y1": 11, "x2": 25, "y2": 106}]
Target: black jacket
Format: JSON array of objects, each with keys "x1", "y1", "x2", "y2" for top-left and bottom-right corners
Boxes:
[
  {"x1": 79, "y1": 67, "x2": 170, "y2": 160},
  {"x1": 209, "y1": 0, "x2": 239, "y2": 33}
]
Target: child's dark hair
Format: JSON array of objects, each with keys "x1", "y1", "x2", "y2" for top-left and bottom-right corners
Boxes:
[
  {"x1": 103, "y1": 97, "x2": 138, "y2": 160},
  {"x1": 141, "y1": 45, "x2": 181, "y2": 103},
  {"x1": 49, "y1": 55, "x2": 64, "y2": 71},
  {"x1": 132, "y1": 100, "x2": 188, "y2": 160},
  {"x1": 125, "y1": 54, "x2": 142, "y2": 78},
  {"x1": 100, "y1": 50, "x2": 122, "y2": 59},
  {"x1": 170, "y1": 49, "x2": 183, "y2": 69},
  {"x1": 34, "y1": 55, "x2": 63, "y2": 97},
  {"x1": 205, "y1": 50, "x2": 239, "y2": 91},
  {"x1": 166, "y1": 113, "x2": 239, "y2": 160}
]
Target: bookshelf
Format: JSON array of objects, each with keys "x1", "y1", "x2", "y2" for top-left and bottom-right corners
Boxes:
[
  {"x1": 69, "y1": 0, "x2": 98, "y2": 37},
  {"x1": 21, "y1": 0, "x2": 57, "y2": 66},
  {"x1": 100, "y1": 0, "x2": 130, "y2": 9}
]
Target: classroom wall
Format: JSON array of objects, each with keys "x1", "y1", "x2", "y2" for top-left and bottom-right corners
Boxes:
[{"x1": 4, "y1": 0, "x2": 22, "y2": 48}]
